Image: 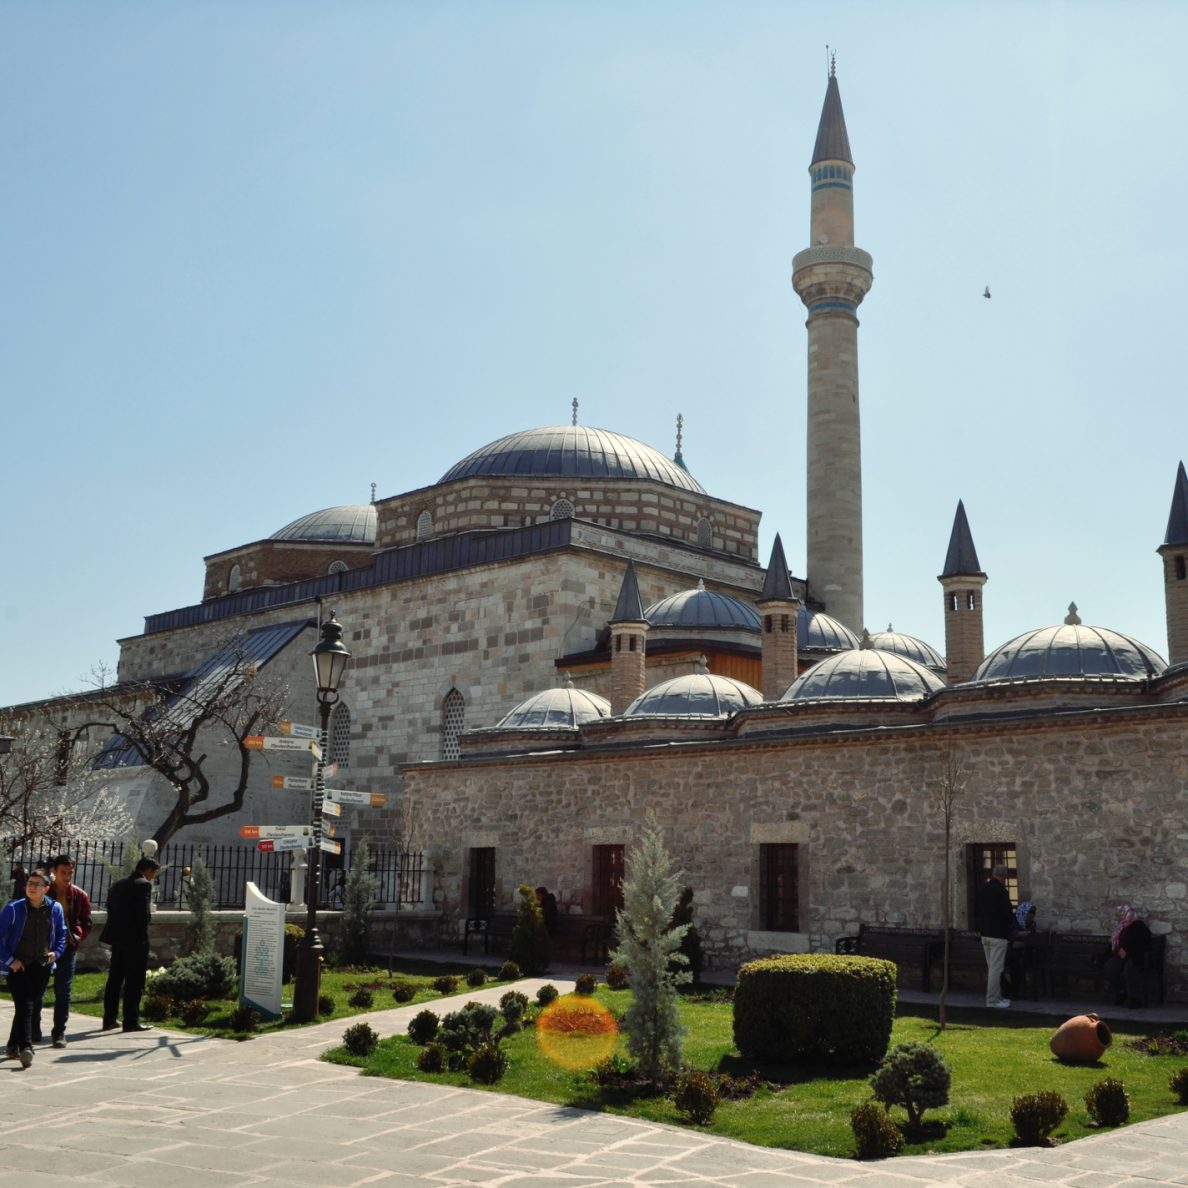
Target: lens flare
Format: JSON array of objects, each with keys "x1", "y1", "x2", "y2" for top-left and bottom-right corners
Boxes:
[{"x1": 536, "y1": 994, "x2": 618, "y2": 1070}]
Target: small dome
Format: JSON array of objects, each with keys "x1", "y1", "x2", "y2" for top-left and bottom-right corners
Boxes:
[
  {"x1": 799, "y1": 606, "x2": 860, "y2": 651},
  {"x1": 866, "y1": 628, "x2": 945, "y2": 670},
  {"x1": 645, "y1": 583, "x2": 761, "y2": 632},
  {"x1": 440, "y1": 425, "x2": 705, "y2": 494},
  {"x1": 624, "y1": 672, "x2": 764, "y2": 718},
  {"x1": 494, "y1": 686, "x2": 612, "y2": 730},
  {"x1": 272, "y1": 504, "x2": 377, "y2": 544},
  {"x1": 782, "y1": 649, "x2": 946, "y2": 702},
  {"x1": 972, "y1": 623, "x2": 1167, "y2": 683}
]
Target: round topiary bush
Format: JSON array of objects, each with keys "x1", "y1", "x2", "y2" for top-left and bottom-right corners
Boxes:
[
  {"x1": 672, "y1": 1070, "x2": 720, "y2": 1124},
  {"x1": 1010, "y1": 1090, "x2": 1068, "y2": 1146},
  {"x1": 536, "y1": 983, "x2": 559, "y2": 1007},
  {"x1": 318, "y1": 994, "x2": 336, "y2": 1016},
  {"x1": 154, "y1": 953, "x2": 238, "y2": 1002},
  {"x1": 178, "y1": 999, "x2": 210, "y2": 1027},
  {"x1": 870, "y1": 1042, "x2": 951, "y2": 1133},
  {"x1": 1085, "y1": 1078, "x2": 1130, "y2": 1127},
  {"x1": 850, "y1": 1101, "x2": 904, "y2": 1159},
  {"x1": 392, "y1": 982, "x2": 417, "y2": 1004},
  {"x1": 408, "y1": 1009, "x2": 440, "y2": 1045},
  {"x1": 466, "y1": 968, "x2": 488, "y2": 988},
  {"x1": 499, "y1": 990, "x2": 530, "y2": 1028},
  {"x1": 498, "y1": 960, "x2": 522, "y2": 981},
  {"x1": 417, "y1": 1042, "x2": 447, "y2": 1073},
  {"x1": 467, "y1": 1041, "x2": 510, "y2": 1085},
  {"x1": 734, "y1": 954, "x2": 897, "y2": 1068},
  {"x1": 574, "y1": 972, "x2": 598, "y2": 996},
  {"x1": 605, "y1": 960, "x2": 630, "y2": 990},
  {"x1": 432, "y1": 975, "x2": 459, "y2": 995},
  {"x1": 348, "y1": 987, "x2": 374, "y2": 1009},
  {"x1": 342, "y1": 1021, "x2": 379, "y2": 1057},
  {"x1": 1170, "y1": 1067, "x2": 1188, "y2": 1104}
]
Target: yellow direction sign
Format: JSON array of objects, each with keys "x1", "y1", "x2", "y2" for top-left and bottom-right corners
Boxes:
[
  {"x1": 278, "y1": 720, "x2": 320, "y2": 739},
  {"x1": 319, "y1": 837, "x2": 341, "y2": 855},
  {"x1": 325, "y1": 788, "x2": 387, "y2": 808},
  {"x1": 271, "y1": 775, "x2": 315, "y2": 791},
  {"x1": 245, "y1": 736, "x2": 320, "y2": 756},
  {"x1": 321, "y1": 799, "x2": 341, "y2": 818}
]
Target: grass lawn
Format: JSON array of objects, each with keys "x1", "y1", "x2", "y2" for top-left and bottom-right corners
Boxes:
[{"x1": 324, "y1": 988, "x2": 1188, "y2": 1158}]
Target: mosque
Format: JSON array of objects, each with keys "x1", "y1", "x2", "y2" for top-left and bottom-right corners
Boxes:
[{"x1": 4, "y1": 69, "x2": 1188, "y2": 989}]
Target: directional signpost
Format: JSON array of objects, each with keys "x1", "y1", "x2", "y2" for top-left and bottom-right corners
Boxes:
[
  {"x1": 256, "y1": 836, "x2": 312, "y2": 853},
  {"x1": 239, "y1": 825, "x2": 312, "y2": 841},
  {"x1": 245, "y1": 735, "x2": 321, "y2": 757},
  {"x1": 271, "y1": 775, "x2": 314, "y2": 791},
  {"x1": 278, "y1": 720, "x2": 320, "y2": 739},
  {"x1": 325, "y1": 788, "x2": 387, "y2": 808}
]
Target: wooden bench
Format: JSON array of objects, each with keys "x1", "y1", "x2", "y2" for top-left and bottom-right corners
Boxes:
[
  {"x1": 464, "y1": 912, "x2": 614, "y2": 965},
  {"x1": 1040, "y1": 931, "x2": 1166, "y2": 1004},
  {"x1": 835, "y1": 925, "x2": 941, "y2": 991},
  {"x1": 925, "y1": 930, "x2": 1045, "y2": 1000},
  {"x1": 463, "y1": 912, "x2": 517, "y2": 956}
]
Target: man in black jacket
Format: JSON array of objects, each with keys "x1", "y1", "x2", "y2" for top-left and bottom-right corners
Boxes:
[
  {"x1": 977, "y1": 863, "x2": 1016, "y2": 1009},
  {"x1": 100, "y1": 857, "x2": 160, "y2": 1032}
]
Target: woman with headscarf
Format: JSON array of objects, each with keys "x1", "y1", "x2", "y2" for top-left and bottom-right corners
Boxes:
[
  {"x1": 1105, "y1": 904, "x2": 1151, "y2": 1008},
  {"x1": 1004, "y1": 901, "x2": 1039, "y2": 998}
]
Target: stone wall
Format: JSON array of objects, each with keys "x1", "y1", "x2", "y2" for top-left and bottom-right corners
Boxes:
[{"x1": 203, "y1": 541, "x2": 373, "y2": 599}]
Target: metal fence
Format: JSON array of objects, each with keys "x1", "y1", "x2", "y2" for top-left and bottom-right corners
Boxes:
[{"x1": 2, "y1": 836, "x2": 427, "y2": 912}]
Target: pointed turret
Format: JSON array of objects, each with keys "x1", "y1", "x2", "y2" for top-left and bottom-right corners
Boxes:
[
  {"x1": 1158, "y1": 461, "x2": 1188, "y2": 665},
  {"x1": 938, "y1": 500, "x2": 987, "y2": 684},
  {"x1": 757, "y1": 534, "x2": 799, "y2": 698},
  {"x1": 792, "y1": 63, "x2": 873, "y2": 635},
  {"x1": 609, "y1": 561, "x2": 648, "y2": 712}
]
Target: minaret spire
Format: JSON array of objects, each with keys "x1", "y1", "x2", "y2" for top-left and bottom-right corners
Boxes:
[
  {"x1": 1158, "y1": 460, "x2": 1188, "y2": 665},
  {"x1": 938, "y1": 500, "x2": 988, "y2": 685},
  {"x1": 792, "y1": 65, "x2": 873, "y2": 633}
]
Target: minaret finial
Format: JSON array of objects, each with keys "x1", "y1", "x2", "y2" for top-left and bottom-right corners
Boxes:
[
  {"x1": 676, "y1": 413, "x2": 684, "y2": 454},
  {"x1": 571, "y1": 397, "x2": 578, "y2": 426},
  {"x1": 370, "y1": 482, "x2": 376, "y2": 505},
  {"x1": 830, "y1": 48, "x2": 836, "y2": 78}
]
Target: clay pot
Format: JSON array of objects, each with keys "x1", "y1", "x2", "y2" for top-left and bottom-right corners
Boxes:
[{"x1": 1049, "y1": 1013, "x2": 1112, "y2": 1063}]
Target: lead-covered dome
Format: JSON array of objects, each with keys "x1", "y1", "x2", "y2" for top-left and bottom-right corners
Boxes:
[
  {"x1": 624, "y1": 672, "x2": 763, "y2": 718},
  {"x1": 440, "y1": 425, "x2": 705, "y2": 495},
  {"x1": 972, "y1": 623, "x2": 1167, "y2": 683},
  {"x1": 866, "y1": 627, "x2": 945, "y2": 671},
  {"x1": 494, "y1": 685, "x2": 612, "y2": 730},
  {"x1": 799, "y1": 607, "x2": 860, "y2": 651},
  {"x1": 781, "y1": 649, "x2": 946, "y2": 702},
  {"x1": 645, "y1": 583, "x2": 760, "y2": 632},
  {"x1": 271, "y1": 504, "x2": 377, "y2": 544}
]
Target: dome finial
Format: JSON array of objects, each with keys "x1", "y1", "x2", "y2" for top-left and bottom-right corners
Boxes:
[
  {"x1": 829, "y1": 46, "x2": 836, "y2": 78},
  {"x1": 860, "y1": 627, "x2": 872, "y2": 649},
  {"x1": 696, "y1": 654, "x2": 709, "y2": 672},
  {"x1": 1065, "y1": 602, "x2": 1082, "y2": 625},
  {"x1": 370, "y1": 482, "x2": 376, "y2": 505},
  {"x1": 571, "y1": 397, "x2": 578, "y2": 426},
  {"x1": 673, "y1": 412, "x2": 685, "y2": 467}
]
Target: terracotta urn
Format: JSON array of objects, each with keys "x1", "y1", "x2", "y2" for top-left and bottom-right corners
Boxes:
[{"x1": 1049, "y1": 1013, "x2": 1112, "y2": 1063}]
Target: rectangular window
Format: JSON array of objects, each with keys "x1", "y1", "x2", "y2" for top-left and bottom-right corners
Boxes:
[
  {"x1": 759, "y1": 843, "x2": 800, "y2": 931},
  {"x1": 592, "y1": 844, "x2": 625, "y2": 918},
  {"x1": 966, "y1": 842, "x2": 1018, "y2": 929},
  {"x1": 468, "y1": 847, "x2": 495, "y2": 917}
]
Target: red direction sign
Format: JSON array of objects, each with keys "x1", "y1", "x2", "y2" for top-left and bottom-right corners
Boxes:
[{"x1": 257, "y1": 836, "x2": 313, "y2": 853}]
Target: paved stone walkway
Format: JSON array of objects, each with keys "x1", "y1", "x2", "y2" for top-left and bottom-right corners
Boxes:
[{"x1": 2, "y1": 978, "x2": 1187, "y2": 1186}]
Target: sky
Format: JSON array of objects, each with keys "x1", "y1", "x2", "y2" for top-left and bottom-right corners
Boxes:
[{"x1": 3, "y1": 1, "x2": 1187, "y2": 707}]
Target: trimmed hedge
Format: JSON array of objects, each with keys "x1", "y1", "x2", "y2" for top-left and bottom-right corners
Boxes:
[{"x1": 733, "y1": 953, "x2": 897, "y2": 1067}]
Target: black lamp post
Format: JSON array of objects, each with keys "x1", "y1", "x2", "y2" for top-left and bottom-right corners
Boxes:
[{"x1": 292, "y1": 611, "x2": 351, "y2": 1022}]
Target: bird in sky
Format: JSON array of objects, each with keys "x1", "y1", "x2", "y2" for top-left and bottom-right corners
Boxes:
[{"x1": 983, "y1": 286, "x2": 991, "y2": 299}]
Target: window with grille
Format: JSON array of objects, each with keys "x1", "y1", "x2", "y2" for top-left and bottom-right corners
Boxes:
[
  {"x1": 441, "y1": 689, "x2": 465, "y2": 760},
  {"x1": 592, "y1": 844, "x2": 624, "y2": 917},
  {"x1": 759, "y1": 843, "x2": 799, "y2": 931},
  {"x1": 416, "y1": 510, "x2": 434, "y2": 541},
  {"x1": 327, "y1": 560, "x2": 348, "y2": 575},
  {"x1": 468, "y1": 847, "x2": 495, "y2": 916},
  {"x1": 967, "y1": 842, "x2": 1019, "y2": 928},
  {"x1": 329, "y1": 702, "x2": 351, "y2": 769},
  {"x1": 550, "y1": 498, "x2": 574, "y2": 520},
  {"x1": 696, "y1": 517, "x2": 713, "y2": 548},
  {"x1": 228, "y1": 564, "x2": 242, "y2": 592}
]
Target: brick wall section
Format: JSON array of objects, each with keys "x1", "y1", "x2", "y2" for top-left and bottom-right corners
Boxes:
[
  {"x1": 941, "y1": 575, "x2": 987, "y2": 684},
  {"x1": 203, "y1": 541, "x2": 373, "y2": 599},
  {"x1": 609, "y1": 622, "x2": 648, "y2": 713},
  {"x1": 758, "y1": 598, "x2": 799, "y2": 699},
  {"x1": 1161, "y1": 546, "x2": 1188, "y2": 666}
]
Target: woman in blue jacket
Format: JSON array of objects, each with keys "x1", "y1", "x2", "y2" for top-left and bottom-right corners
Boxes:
[{"x1": 1, "y1": 869, "x2": 67, "y2": 1068}]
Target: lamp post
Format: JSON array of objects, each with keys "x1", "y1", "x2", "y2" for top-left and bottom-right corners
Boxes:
[{"x1": 292, "y1": 611, "x2": 351, "y2": 1022}]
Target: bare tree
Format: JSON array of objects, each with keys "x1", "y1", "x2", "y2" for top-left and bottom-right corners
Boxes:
[
  {"x1": 931, "y1": 739, "x2": 966, "y2": 1030},
  {"x1": 79, "y1": 643, "x2": 287, "y2": 848}
]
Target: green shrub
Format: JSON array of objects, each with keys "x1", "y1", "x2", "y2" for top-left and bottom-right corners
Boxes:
[
  {"x1": 499, "y1": 990, "x2": 530, "y2": 1029},
  {"x1": 432, "y1": 975, "x2": 459, "y2": 995},
  {"x1": 669, "y1": 886, "x2": 704, "y2": 984},
  {"x1": 467, "y1": 1041, "x2": 510, "y2": 1084},
  {"x1": 178, "y1": 999, "x2": 210, "y2": 1026},
  {"x1": 408, "y1": 1009, "x2": 440, "y2": 1045},
  {"x1": 465, "y1": 968, "x2": 488, "y2": 988},
  {"x1": 154, "y1": 953, "x2": 237, "y2": 1002},
  {"x1": 1170, "y1": 1067, "x2": 1188, "y2": 1104},
  {"x1": 392, "y1": 982, "x2": 417, "y2": 1004},
  {"x1": 575, "y1": 972, "x2": 598, "y2": 995},
  {"x1": 672, "y1": 1070, "x2": 720, "y2": 1124},
  {"x1": 229, "y1": 1005, "x2": 261, "y2": 1033},
  {"x1": 1085, "y1": 1078, "x2": 1130, "y2": 1126},
  {"x1": 440, "y1": 1003, "x2": 498, "y2": 1057},
  {"x1": 342, "y1": 1021, "x2": 379, "y2": 1057},
  {"x1": 1010, "y1": 1091, "x2": 1068, "y2": 1146},
  {"x1": 336, "y1": 839, "x2": 379, "y2": 965},
  {"x1": 416, "y1": 1042, "x2": 447, "y2": 1073},
  {"x1": 734, "y1": 954, "x2": 896, "y2": 1068},
  {"x1": 536, "y1": 983, "x2": 559, "y2": 1006},
  {"x1": 498, "y1": 960, "x2": 522, "y2": 981},
  {"x1": 283, "y1": 924, "x2": 305, "y2": 982},
  {"x1": 509, "y1": 884, "x2": 551, "y2": 975},
  {"x1": 606, "y1": 961, "x2": 630, "y2": 990},
  {"x1": 141, "y1": 993, "x2": 172, "y2": 1022},
  {"x1": 318, "y1": 994, "x2": 336, "y2": 1016},
  {"x1": 181, "y1": 857, "x2": 215, "y2": 956},
  {"x1": 348, "y1": 987, "x2": 374, "y2": 1009},
  {"x1": 850, "y1": 1101, "x2": 905, "y2": 1159},
  {"x1": 870, "y1": 1042, "x2": 951, "y2": 1133}
]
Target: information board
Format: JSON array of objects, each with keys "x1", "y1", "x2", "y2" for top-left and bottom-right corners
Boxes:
[{"x1": 239, "y1": 881, "x2": 285, "y2": 1021}]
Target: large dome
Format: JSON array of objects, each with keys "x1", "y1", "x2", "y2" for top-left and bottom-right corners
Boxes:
[
  {"x1": 972, "y1": 623, "x2": 1167, "y2": 683},
  {"x1": 799, "y1": 606, "x2": 860, "y2": 651},
  {"x1": 624, "y1": 672, "x2": 763, "y2": 718},
  {"x1": 271, "y1": 504, "x2": 377, "y2": 544},
  {"x1": 493, "y1": 686, "x2": 611, "y2": 730},
  {"x1": 866, "y1": 627, "x2": 945, "y2": 671},
  {"x1": 645, "y1": 582, "x2": 760, "y2": 632},
  {"x1": 440, "y1": 425, "x2": 705, "y2": 494},
  {"x1": 781, "y1": 649, "x2": 946, "y2": 702}
]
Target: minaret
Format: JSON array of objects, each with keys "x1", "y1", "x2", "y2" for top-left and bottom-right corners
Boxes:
[
  {"x1": 792, "y1": 59, "x2": 873, "y2": 635},
  {"x1": 609, "y1": 561, "x2": 649, "y2": 712},
  {"x1": 938, "y1": 500, "x2": 987, "y2": 684},
  {"x1": 757, "y1": 534, "x2": 800, "y2": 699},
  {"x1": 1158, "y1": 460, "x2": 1188, "y2": 665}
]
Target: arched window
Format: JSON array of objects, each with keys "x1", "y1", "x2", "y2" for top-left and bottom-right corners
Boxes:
[
  {"x1": 441, "y1": 689, "x2": 465, "y2": 760},
  {"x1": 416, "y1": 510, "x2": 434, "y2": 541},
  {"x1": 550, "y1": 498, "x2": 575, "y2": 520},
  {"x1": 228, "y1": 564, "x2": 242, "y2": 593},
  {"x1": 327, "y1": 560, "x2": 348, "y2": 576},
  {"x1": 696, "y1": 518, "x2": 713, "y2": 549},
  {"x1": 329, "y1": 702, "x2": 351, "y2": 770}
]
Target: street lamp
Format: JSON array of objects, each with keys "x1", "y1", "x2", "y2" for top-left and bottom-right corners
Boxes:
[{"x1": 292, "y1": 611, "x2": 351, "y2": 1022}]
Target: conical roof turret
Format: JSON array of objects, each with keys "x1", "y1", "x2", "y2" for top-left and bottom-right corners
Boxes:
[
  {"x1": 941, "y1": 500, "x2": 985, "y2": 578},
  {"x1": 810, "y1": 69, "x2": 853, "y2": 167},
  {"x1": 759, "y1": 533, "x2": 795, "y2": 601},
  {"x1": 1163, "y1": 461, "x2": 1188, "y2": 547},
  {"x1": 611, "y1": 560, "x2": 646, "y2": 623}
]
